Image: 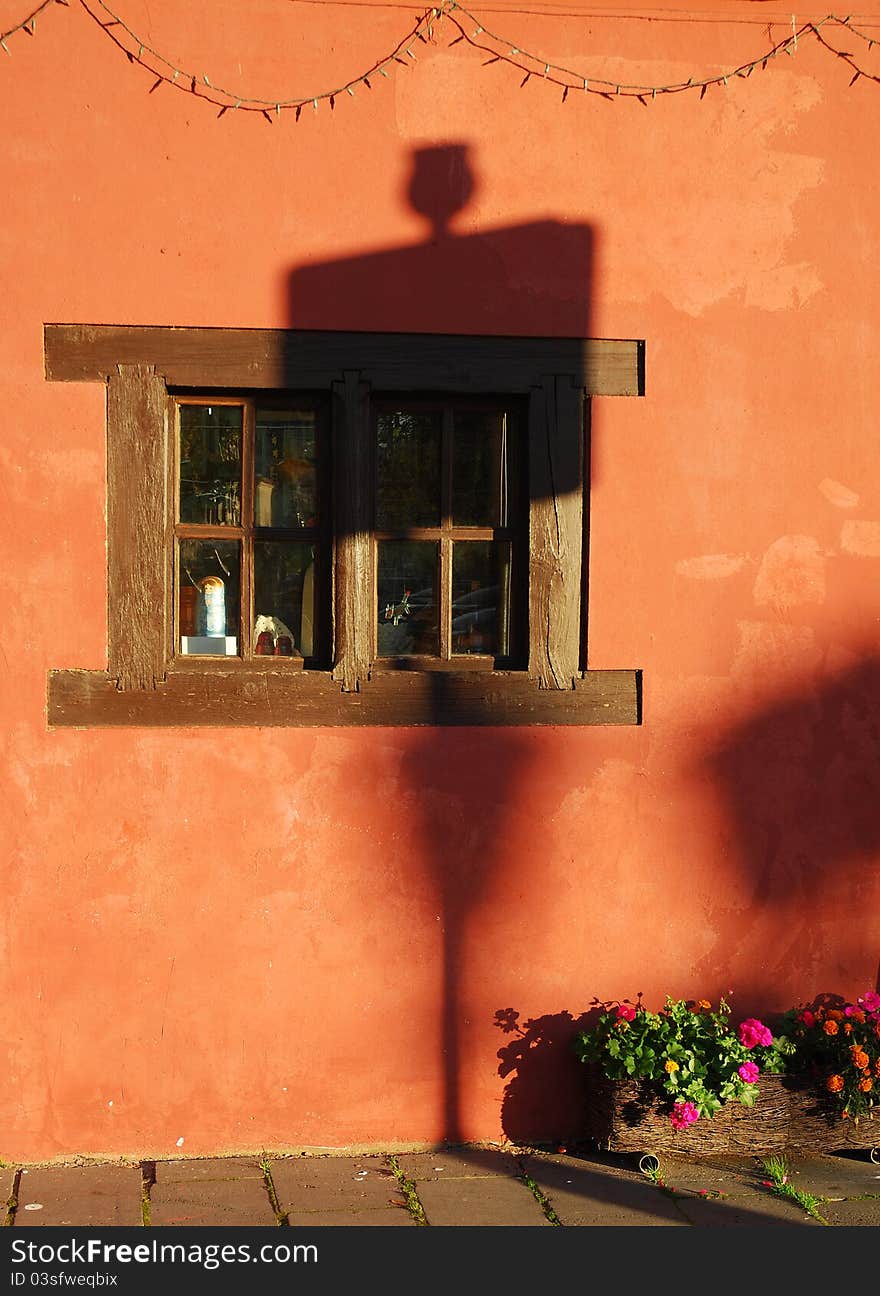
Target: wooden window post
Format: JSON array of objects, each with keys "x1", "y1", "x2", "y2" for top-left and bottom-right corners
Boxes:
[
  {"x1": 331, "y1": 372, "x2": 373, "y2": 692},
  {"x1": 106, "y1": 364, "x2": 170, "y2": 690},
  {"x1": 528, "y1": 376, "x2": 584, "y2": 689}
]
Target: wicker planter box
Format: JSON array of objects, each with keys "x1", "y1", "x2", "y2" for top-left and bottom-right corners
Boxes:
[{"x1": 582, "y1": 1066, "x2": 879, "y2": 1156}]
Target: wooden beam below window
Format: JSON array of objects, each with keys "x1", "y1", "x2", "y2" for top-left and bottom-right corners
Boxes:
[{"x1": 47, "y1": 668, "x2": 641, "y2": 727}]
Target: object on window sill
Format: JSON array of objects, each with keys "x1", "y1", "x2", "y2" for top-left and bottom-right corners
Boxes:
[
  {"x1": 253, "y1": 613, "x2": 297, "y2": 654},
  {"x1": 199, "y1": 575, "x2": 226, "y2": 636},
  {"x1": 179, "y1": 636, "x2": 238, "y2": 656}
]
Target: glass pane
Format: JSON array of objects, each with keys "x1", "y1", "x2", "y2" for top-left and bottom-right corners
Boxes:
[
  {"x1": 253, "y1": 541, "x2": 318, "y2": 659},
  {"x1": 451, "y1": 541, "x2": 511, "y2": 656},
  {"x1": 254, "y1": 408, "x2": 319, "y2": 528},
  {"x1": 452, "y1": 409, "x2": 510, "y2": 527},
  {"x1": 376, "y1": 410, "x2": 441, "y2": 529},
  {"x1": 376, "y1": 541, "x2": 438, "y2": 656},
  {"x1": 178, "y1": 405, "x2": 242, "y2": 525},
  {"x1": 178, "y1": 539, "x2": 240, "y2": 655}
]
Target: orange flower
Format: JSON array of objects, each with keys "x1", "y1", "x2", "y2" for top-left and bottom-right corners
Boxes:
[
  {"x1": 824, "y1": 1020, "x2": 839, "y2": 1036},
  {"x1": 849, "y1": 1009, "x2": 866, "y2": 1023},
  {"x1": 827, "y1": 1009, "x2": 844, "y2": 1022},
  {"x1": 851, "y1": 1048, "x2": 870, "y2": 1069},
  {"x1": 843, "y1": 1023, "x2": 853, "y2": 1035},
  {"x1": 698, "y1": 999, "x2": 711, "y2": 1010},
  {"x1": 827, "y1": 1074, "x2": 845, "y2": 1093},
  {"x1": 858, "y1": 1077, "x2": 873, "y2": 1093}
]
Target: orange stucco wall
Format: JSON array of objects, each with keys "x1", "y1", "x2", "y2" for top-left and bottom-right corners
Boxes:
[{"x1": 2, "y1": 0, "x2": 880, "y2": 1162}]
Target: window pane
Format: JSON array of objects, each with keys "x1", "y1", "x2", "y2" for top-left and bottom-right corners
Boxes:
[
  {"x1": 254, "y1": 408, "x2": 318, "y2": 528},
  {"x1": 452, "y1": 409, "x2": 510, "y2": 527},
  {"x1": 178, "y1": 539, "x2": 240, "y2": 655},
  {"x1": 253, "y1": 541, "x2": 318, "y2": 659},
  {"x1": 451, "y1": 541, "x2": 511, "y2": 657},
  {"x1": 376, "y1": 541, "x2": 438, "y2": 656},
  {"x1": 178, "y1": 405, "x2": 242, "y2": 525},
  {"x1": 376, "y1": 410, "x2": 441, "y2": 529}
]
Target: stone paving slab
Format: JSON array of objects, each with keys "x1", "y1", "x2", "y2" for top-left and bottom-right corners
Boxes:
[
  {"x1": 814, "y1": 1197, "x2": 880, "y2": 1226},
  {"x1": 396, "y1": 1148, "x2": 524, "y2": 1179},
  {"x1": 4, "y1": 1148, "x2": 880, "y2": 1229},
  {"x1": 397, "y1": 1152, "x2": 548, "y2": 1226},
  {"x1": 13, "y1": 1165, "x2": 143, "y2": 1228},
  {"x1": 149, "y1": 1157, "x2": 276, "y2": 1227},
  {"x1": 777, "y1": 1152, "x2": 880, "y2": 1197},
  {"x1": 410, "y1": 1175, "x2": 550, "y2": 1226},
  {"x1": 651, "y1": 1149, "x2": 880, "y2": 1225},
  {"x1": 522, "y1": 1154, "x2": 687, "y2": 1227},
  {"x1": 659, "y1": 1150, "x2": 880, "y2": 1198},
  {"x1": 269, "y1": 1155, "x2": 413, "y2": 1225}
]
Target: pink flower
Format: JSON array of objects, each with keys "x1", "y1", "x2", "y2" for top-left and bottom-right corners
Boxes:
[
  {"x1": 670, "y1": 1101, "x2": 700, "y2": 1130},
  {"x1": 860, "y1": 991, "x2": 880, "y2": 1015},
  {"x1": 616, "y1": 1003, "x2": 637, "y2": 1022},
  {"x1": 800, "y1": 1010, "x2": 815, "y2": 1028},
  {"x1": 738, "y1": 1061, "x2": 760, "y2": 1084},
  {"x1": 738, "y1": 1018, "x2": 772, "y2": 1048}
]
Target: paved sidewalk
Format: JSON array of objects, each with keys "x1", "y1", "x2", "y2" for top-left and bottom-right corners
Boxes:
[{"x1": 3, "y1": 1144, "x2": 880, "y2": 1228}]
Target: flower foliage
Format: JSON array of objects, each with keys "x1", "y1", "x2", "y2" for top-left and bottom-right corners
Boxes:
[
  {"x1": 573, "y1": 994, "x2": 794, "y2": 1126},
  {"x1": 781, "y1": 991, "x2": 880, "y2": 1124}
]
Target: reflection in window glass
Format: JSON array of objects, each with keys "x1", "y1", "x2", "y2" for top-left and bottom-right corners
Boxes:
[
  {"x1": 254, "y1": 409, "x2": 318, "y2": 528},
  {"x1": 376, "y1": 410, "x2": 441, "y2": 529},
  {"x1": 253, "y1": 541, "x2": 317, "y2": 659},
  {"x1": 179, "y1": 405, "x2": 242, "y2": 525},
  {"x1": 451, "y1": 541, "x2": 511, "y2": 657},
  {"x1": 452, "y1": 409, "x2": 509, "y2": 527},
  {"x1": 178, "y1": 539, "x2": 240, "y2": 655},
  {"x1": 376, "y1": 541, "x2": 438, "y2": 656}
]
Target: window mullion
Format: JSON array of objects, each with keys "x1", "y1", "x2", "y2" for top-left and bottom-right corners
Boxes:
[
  {"x1": 439, "y1": 407, "x2": 454, "y2": 659},
  {"x1": 240, "y1": 401, "x2": 255, "y2": 662}
]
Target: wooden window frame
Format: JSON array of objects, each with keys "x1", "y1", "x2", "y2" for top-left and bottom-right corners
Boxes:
[
  {"x1": 170, "y1": 393, "x2": 330, "y2": 671},
  {"x1": 44, "y1": 324, "x2": 644, "y2": 728},
  {"x1": 370, "y1": 394, "x2": 527, "y2": 672}
]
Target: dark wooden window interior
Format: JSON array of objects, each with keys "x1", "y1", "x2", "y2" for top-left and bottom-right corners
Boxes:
[
  {"x1": 372, "y1": 397, "x2": 527, "y2": 670},
  {"x1": 44, "y1": 324, "x2": 644, "y2": 727}
]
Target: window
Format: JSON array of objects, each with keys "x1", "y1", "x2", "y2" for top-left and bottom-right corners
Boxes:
[
  {"x1": 373, "y1": 399, "x2": 526, "y2": 669},
  {"x1": 45, "y1": 325, "x2": 643, "y2": 727},
  {"x1": 172, "y1": 396, "x2": 329, "y2": 666}
]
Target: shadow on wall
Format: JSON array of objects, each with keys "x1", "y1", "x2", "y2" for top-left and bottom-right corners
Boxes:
[
  {"x1": 288, "y1": 141, "x2": 592, "y2": 338},
  {"x1": 285, "y1": 142, "x2": 594, "y2": 1143},
  {"x1": 492, "y1": 654, "x2": 880, "y2": 1148},
  {"x1": 494, "y1": 1006, "x2": 601, "y2": 1148},
  {"x1": 693, "y1": 651, "x2": 880, "y2": 1001}
]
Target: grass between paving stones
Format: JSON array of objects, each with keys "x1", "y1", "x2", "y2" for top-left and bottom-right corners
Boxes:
[
  {"x1": 140, "y1": 1162, "x2": 155, "y2": 1227},
  {"x1": 517, "y1": 1164, "x2": 562, "y2": 1225},
  {"x1": 387, "y1": 1156, "x2": 428, "y2": 1225},
  {"x1": 259, "y1": 1155, "x2": 288, "y2": 1226},
  {"x1": 640, "y1": 1152, "x2": 831, "y2": 1223},
  {"x1": 759, "y1": 1154, "x2": 830, "y2": 1225},
  {"x1": 3, "y1": 1170, "x2": 21, "y2": 1227}
]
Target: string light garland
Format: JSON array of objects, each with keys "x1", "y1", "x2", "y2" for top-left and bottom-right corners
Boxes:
[
  {"x1": 445, "y1": 4, "x2": 880, "y2": 100},
  {"x1": 2, "y1": 0, "x2": 880, "y2": 112},
  {"x1": 0, "y1": 0, "x2": 64, "y2": 54}
]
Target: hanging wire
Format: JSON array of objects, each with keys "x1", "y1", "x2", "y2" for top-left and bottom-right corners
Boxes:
[{"x1": 2, "y1": 0, "x2": 879, "y2": 110}]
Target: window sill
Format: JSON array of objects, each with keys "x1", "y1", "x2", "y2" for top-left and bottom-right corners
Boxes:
[{"x1": 47, "y1": 666, "x2": 641, "y2": 728}]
